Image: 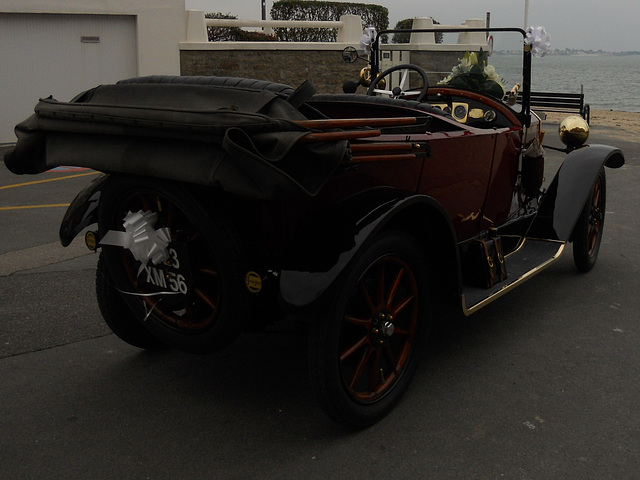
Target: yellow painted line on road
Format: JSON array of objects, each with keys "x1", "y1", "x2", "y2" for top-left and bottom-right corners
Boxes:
[
  {"x1": 0, "y1": 171, "x2": 99, "y2": 190},
  {"x1": 0, "y1": 203, "x2": 70, "y2": 211}
]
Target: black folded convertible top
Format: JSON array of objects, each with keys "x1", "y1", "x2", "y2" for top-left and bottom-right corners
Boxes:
[{"x1": 4, "y1": 76, "x2": 348, "y2": 198}]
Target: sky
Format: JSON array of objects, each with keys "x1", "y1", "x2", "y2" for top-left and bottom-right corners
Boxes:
[{"x1": 185, "y1": 0, "x2": 638, "y2": 52}]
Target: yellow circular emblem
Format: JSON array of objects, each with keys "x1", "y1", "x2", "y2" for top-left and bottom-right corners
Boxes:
[
  {"x1": 85, "y1": 231, "x2": 98, "y2": 251},
  {"x1": 245, "y1": 271, "x2": 262, "y2": 294}
]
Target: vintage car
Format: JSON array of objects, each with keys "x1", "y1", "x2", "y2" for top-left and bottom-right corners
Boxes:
[{"x1": 4, "y1": 27, "x2": 624, "y2": 427}]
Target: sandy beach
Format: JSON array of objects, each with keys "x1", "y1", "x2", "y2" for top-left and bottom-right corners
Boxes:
[{"x1": 544, "y1": 109, "x2": 640, "y2": 139}]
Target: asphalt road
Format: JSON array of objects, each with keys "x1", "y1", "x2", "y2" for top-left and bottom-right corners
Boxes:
[{"x1": 0, "y1": 123, "x2": 638, "y2": 480}]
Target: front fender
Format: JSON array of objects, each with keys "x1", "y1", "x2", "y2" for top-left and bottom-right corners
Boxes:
[
  {"x1": 59, "y1": 173, "x2": 109, "y2": 247},
  {"x1": 279, "y1": 188, "x2": 458, "y2": 309},
  {"x1": 531, "y1": 144, "x2": 624, "y2": 240}
]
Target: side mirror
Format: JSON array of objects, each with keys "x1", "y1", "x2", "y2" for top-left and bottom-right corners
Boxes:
[{"x1": 342, "y1": 46, "x2": 359, "y2": 64}]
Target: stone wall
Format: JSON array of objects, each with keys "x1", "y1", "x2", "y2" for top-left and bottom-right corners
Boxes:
[
  {"x1": 180, "y1": 50, "x2": 364, "y2": 94},
  {"x1": 179, "y1": 49, "x2": 470, "y2": 93},
  {"x1": 409, "y1": 51, "x2": 462, "y2": 84}
]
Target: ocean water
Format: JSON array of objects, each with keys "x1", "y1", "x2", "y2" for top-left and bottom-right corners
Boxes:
[{"x1": 489, "y1": 54, "x2": 640, "y2": 113}]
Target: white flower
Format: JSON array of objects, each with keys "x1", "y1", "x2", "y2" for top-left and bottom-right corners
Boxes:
[
  {"x1": 458, "y1": 51, "x2": 477, "y2": 73},
  {"x1": 484, "y1": 65, "x2": 499, "y2": 82}
]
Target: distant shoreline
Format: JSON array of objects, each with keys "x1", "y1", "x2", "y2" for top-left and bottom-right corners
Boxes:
[{"x1": 493, "y1": 51, "x2": 640, "y2": 56}]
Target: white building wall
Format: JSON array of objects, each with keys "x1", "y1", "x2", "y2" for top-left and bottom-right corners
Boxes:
[
  {"x1": 0, "y1": 0, "x2": 185, "y2": 76},
  {"x1": 0, "y1": 0, "x2": 186, "y2": 142}
]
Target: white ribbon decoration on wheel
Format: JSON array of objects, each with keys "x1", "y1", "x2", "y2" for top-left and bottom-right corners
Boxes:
[
  {"x1": 525, "y1": 26, "x2": 551, "y2": 57},
  {"x1": 100, "y1": 210, "x2": 172, "y2": 266}
]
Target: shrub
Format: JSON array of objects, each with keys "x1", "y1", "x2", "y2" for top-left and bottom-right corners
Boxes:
[
  {"x1": 206, "y1": 13, "x2": 278, "y2": 42},
  {"x1": 391, "y1": 18, "x2": 443, "y2": 44},
  {"x1": 271, "y1": 1, "x2": 389, "y2": 42}
]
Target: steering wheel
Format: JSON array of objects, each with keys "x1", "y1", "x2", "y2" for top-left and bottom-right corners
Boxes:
[{"x1": 367, "y1": 64, "x2": 430, "y2": 102}]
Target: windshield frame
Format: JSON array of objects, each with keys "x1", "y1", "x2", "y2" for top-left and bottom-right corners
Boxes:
[{"x1": 371, "y1": 27, "x2": 531, "y2": 126}]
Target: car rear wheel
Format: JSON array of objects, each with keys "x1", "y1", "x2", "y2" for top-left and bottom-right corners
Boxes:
[
  {"x1": 308, "y1": 231, "x2": 430, "y2": 427},
  {"x1": 572, "y1": 167, "x2": 606, "y2": 272},
  {"x1": 98, "y1": 175, "x2": 252, "y2": 353},
  {"x1": 96, "y1": 252, "x2": 166, "y2": 350}
]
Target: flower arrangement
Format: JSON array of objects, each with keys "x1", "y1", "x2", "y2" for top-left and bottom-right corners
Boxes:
[{"x1": 438, "y1": 49, "x2": 505, "y2": 99}]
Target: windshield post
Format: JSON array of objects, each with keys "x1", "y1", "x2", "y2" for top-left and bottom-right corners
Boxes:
[
  {"x1": 370, "y1": 37, "x2": 380, "y2": 80},
  {"x1": 521, "y1": 44, "x2": 532, "y2": 125}
]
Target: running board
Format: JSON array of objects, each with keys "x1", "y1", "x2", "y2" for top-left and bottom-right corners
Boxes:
[{"x1": 462, "y1": 239, "x2": 566, "y2": 315}]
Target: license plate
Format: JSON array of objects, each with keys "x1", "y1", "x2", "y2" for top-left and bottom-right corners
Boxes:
[{"x1": 138, "y1": 243, "x2": 192, "y2": 294}]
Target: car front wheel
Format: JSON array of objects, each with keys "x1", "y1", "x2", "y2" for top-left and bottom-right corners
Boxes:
[{"x1": 572, "y1": 167, "x2": 606, "y2": 272}]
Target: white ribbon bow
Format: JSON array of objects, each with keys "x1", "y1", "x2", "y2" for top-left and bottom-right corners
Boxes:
[
  {"x1": 100, "y1": 210, "x2": 172, "y2": 266},
  {"x1": 525, "y1": 26, "x2": 551, "y2": 57},
  {"x1": 359, "y1": 26, "x2": 377, "y2": 53}
]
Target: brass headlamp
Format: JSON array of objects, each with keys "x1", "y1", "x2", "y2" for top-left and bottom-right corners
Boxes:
[{"x1": 559, "y1": 115, "x2": 589, "y2": 148}]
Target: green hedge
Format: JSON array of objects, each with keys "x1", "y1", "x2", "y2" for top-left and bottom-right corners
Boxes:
[
  {"x1": 391, "y1": 18, "x2": 443, "y2": 44},
  {"x1": 271, "y1": 1, "x2": 389, "y2": 42},
  {"x1": 206, "y1": 12, "x2": 277, "y2": 42}
]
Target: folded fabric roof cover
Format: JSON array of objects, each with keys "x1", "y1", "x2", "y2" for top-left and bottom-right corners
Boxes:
[{"x1": 5, "y1": 78, "x2": 348, "y2": 198}]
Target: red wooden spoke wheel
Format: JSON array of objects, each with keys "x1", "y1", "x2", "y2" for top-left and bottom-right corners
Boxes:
[
  {"x1": 573, "y1": 167, "x2": 606, "y2": 273},
  {"x1": 339, "y1": 255, "x2": 419, "y2": 402},
  {"x1": 98, "y1": 175, "x2": 250, "y2": 353},
  {"x1": 585, "y1": 176, "x2": 604, "y2": 254},
  {"x1": 117, "y1": 189, "x2": 221, "y2": 330},
  {"x1": 309, "y1": 231, "x2": 430, "y2": 427}
]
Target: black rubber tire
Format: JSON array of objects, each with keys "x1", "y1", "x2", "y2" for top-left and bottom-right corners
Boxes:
[
  {"x1": 308, "y1": 231, "x2": 430, "y2": 428},
  {"x1": 98, "y1": 175, "x2": 252, "y2": 353},
  {"x1": 573, "y1": 167, "x2": 606, "y2": 272},
  {"x1": 96, "y1": 252, "x2": 166, "y2": 350}
]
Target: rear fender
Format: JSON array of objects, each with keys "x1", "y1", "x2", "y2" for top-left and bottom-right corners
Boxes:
[
  {"x1": 279, "y1": 188, "x2": 460, "y2": 309},
  {"x1": 59, "y1": 174, "x2": 109, "y2": 247},
  {"x1": 531, "y1": 144, "x2": 624, "y2": 240}
]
